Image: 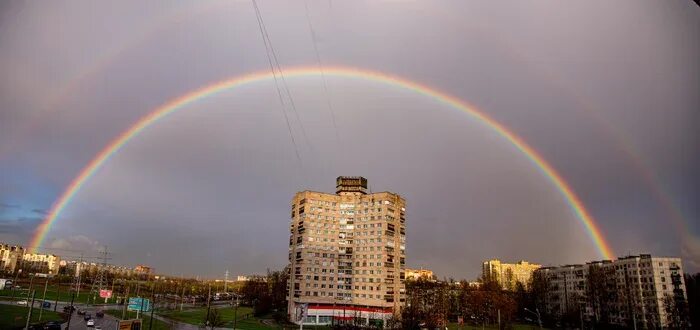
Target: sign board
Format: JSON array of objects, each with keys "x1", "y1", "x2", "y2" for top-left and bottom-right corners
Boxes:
[
  {"x1": 118, "y1": 319, "x2": 142, "y2": 330},
  {"x1": 99, "y1": 289, "x2": 112, "y2": 298},
  {"x1": 298, "y1": 303, "x2": 308, "y2": 321},
  {"x1": 127, "y1": 297, "x2": 151, "y2": 312}
]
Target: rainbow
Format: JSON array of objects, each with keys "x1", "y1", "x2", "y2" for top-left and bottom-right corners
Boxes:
[{"x1": 28, "y1": 66, "x2": 615, "y2": 259}]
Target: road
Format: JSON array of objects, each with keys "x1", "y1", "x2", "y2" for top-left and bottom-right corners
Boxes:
[
  {"x1": 63, "y1": 305, "x2": 122, "y2": 330},
  {"x1": 1, "y1": 299, "x2": 242, "y2": 329}
]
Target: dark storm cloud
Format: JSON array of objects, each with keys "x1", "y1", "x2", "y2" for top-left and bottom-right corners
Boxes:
[
  {"x1": 0, "y1": 203, "x2": 19, "y2": 209},
  {"x1": 0, "y1": 216, "x2": 41, "y2": 235},
  {"x1": 0, "y1": 1, "x2": 698, "y2": 278}
]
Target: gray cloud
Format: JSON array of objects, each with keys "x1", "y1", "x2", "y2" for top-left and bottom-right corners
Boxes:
[{"x1": 0, "y1": 1, "x2": 698, "y2": 278}]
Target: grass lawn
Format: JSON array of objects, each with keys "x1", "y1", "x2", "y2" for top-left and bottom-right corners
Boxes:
[
  {"x1": 447, "y1": 322, "x2": 543, "y2": 330},
  {"x1": 159, "y1": 306, "x2": 274, "y2": 328},
  {"x1": 159, "y1": 307, "x2": 336, "y2": 329},
  {"x1": 104, "y1": 308, "x2": 171, "y2": 330},
  {"x1": 0, "y1": 304, "x2": 64, "y2": 329},
  {"x1": 0, "y1": 287, "x2": 115, "y2": 305}
]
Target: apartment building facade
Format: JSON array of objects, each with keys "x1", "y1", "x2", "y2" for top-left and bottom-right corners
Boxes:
[
  {"x1": 22, "y1": 253, "x2": 61, "y2": 275},
  {"x1": 536, "y1": 254, "x2": 687, "y2": 328},
  {"x1": 405, "y1": 268, "x2": 435, "y2": 281},
  {"x1": 482, "y1": 259, "x2": 541, "y2": 290},
  {"x1": 0, "y1": 243, "x2": 25, "y2": 273},
  {"x1": 287, "y1": 177, "x2": 406, "y2": 326}
]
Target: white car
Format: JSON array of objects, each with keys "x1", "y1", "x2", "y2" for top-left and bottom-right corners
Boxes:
[
  {"x1": 16, "y1": 300, "x2": 27, "y2": 305},
  {"x1": 86, "y1": 319, "x2": 95, "y2": 327}
]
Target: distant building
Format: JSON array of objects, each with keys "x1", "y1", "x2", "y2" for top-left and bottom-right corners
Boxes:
[
  {"x1": 60, "y1": 260, "x2": 135, "y2": 277},
  {"x1": 134, "y1": 265, "x2": 152, "y2": 275},
  {"x1": 236, "y1": 275, "x2": 250, "y2": 282},
  {"x1": 536, "y1": 254, "x2": 687, "y2": 328},
  {"x1": 22, "y1": 253, "x2": 61, "y2": 275},
  {"x1": 0, "y1": 243, "x2": 25, "y2": 273},
  {"x1": 482, "y1": 259, "x2": 541, "y2": 290},
  {"x1": 405, "y1": 268, "x2": 435, "y2": 281},
  {"x1": 287, "y1": 177, "x2": 407, "y2": 326}
]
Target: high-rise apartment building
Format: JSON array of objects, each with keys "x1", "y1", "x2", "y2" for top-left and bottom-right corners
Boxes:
[
  {"x1": 482, "y1": 259, "x2": 541, "y2": 290},
  {"x1": 536, "y1": 254, "x2": 687, "y2": 328},
  {"x1": 287, "y1": 177, "x2": 406, "y2": 326}
]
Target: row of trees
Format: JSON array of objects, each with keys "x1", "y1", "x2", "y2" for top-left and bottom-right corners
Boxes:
[
  {"x1": 397, "y1": 271, "x2": 699, "y2": 329},
  {"x1": 395, "y1": 278, "x2": 519, "y2": 329}
]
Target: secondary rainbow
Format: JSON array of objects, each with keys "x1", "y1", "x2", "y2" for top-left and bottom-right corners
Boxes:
[{"x1": 28, "y1": 66, "x2": 615, "y2": 259}]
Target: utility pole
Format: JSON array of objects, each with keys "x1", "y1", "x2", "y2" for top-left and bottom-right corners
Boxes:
[
  {"x1": 233, "y1": 295, "x2": 239, "y2": 330},
  {"x1": 38, "y1": 280, "x2": 48, "y2": 321},
  {"x1": 205, "y1": 284, "x2": 212, "y2": 328},
  {"x1": 95, "y1": 246, "x2": 111, "y2": 304},
  {"x1": 53, "y1": 277, "x2": 60, "y2": 312},
  {"x1": 149, "y1": 283, "x2": 156, "y2": 330},
  {"x1": 24, "y1": 289, "x2": 36, "y2": 330},
  {"x1": 224, "y1": 270, "x2": 229, "y2": 293},
  {"x1": 179, "y1": 285, "x2": 185, "y2": 311},
  {"x1": 122, "y1": 285, "x2": 130, "y2": 320},
  {"x1": 73, "y1": 254, "x2": 83, "y2": 299},
  {"x1": 66, "y1": 292, "x2": 75, "y2": 329}
]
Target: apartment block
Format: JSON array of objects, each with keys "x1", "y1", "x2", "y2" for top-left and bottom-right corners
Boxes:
[
  {"x1": 536, "y1": 254, "x2": 687, "y2": 328},
  {"x1": 405, "y1": 268, "x2": 435, "y2": 281},
  {"x1": 287, "y1": 177, "x2": 406, "y2": 326},
  {"x1": 0, "y1": 243, "x2": 25, "y2": 273},
  {"x1": 22, "y1": 253, "x2": 61, "y2": 275},
  {"x1": 482, "y1": 259, "x2": 541, "y2": 290}
]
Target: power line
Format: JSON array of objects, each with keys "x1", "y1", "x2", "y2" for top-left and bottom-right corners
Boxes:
[
  {"x1": 253, "y1": 0, "x2": 313, "y2": 155},
  {"x1": 304, "y1": 0, "x2": 340, "y2": 144},
  {"x1": 251, "y1": 0, "x2": 301, "y2": 163}
]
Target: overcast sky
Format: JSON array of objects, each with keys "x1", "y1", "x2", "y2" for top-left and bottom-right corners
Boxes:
[{"x1": 0, "y1": 1, "x2": 698, "y2": 279}]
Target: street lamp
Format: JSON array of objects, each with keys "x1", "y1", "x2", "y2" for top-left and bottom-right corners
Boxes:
[{"x1": 524, "y1": 308, "x2": 542, "y2": 329}]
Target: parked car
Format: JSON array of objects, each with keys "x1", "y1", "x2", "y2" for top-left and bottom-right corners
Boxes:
[
  {"x1": 16, "y1": 299, "x2": 28, "y2": 305},
  {"x1": 96, "y1": 310, "x2": 104, "y2": 318},
  {"x1": 77, "y1": 309, "x2": 86, "y2": 315},
  {"x1": 86, "y1": 318, "x2": 95, "y2": 327},
  {"x1": 94, "y1": 326, "x2": 102, "y2": 330},
  {"x1": 43, "y1": 321, "x2": 61, "y2": 330},
  {"x1": 63, "y1": 305, "x2": 76, "y2": 313},
  {"x1": 83, "y1": 314, "x2": 91, "y2": 321},
  {"x1": 42, "y1": 301, "x2": 51, "y2": 308}
]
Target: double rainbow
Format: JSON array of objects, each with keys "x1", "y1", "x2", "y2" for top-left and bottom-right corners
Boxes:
[{"x1": 28, "y1": 66, "x2": 615, "y2": 259}]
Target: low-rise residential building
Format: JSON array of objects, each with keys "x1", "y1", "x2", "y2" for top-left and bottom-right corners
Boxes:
[
  {"x1": 482, "y1": 259, "x2": 541, "y2": 290},
  {"x1": 535, "y1": 254, "x2": 687, "y2": 328}
]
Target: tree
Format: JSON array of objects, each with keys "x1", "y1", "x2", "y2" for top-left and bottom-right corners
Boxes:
[
  {"x1": 586, "y1": 264, "x2": 616, "y2": 326},
  {"x1": 664, "y1": 293, "x2": 690, "y2": 329},
  {"x1": 685, "y1": 273, "x2": 699, "y2": 329},
  {"x1": 239, "y1": 268, "x2": 289, "y2": 317},
  {"x1": 203, "y1": 308, "x2": 225, "y2": 328}
]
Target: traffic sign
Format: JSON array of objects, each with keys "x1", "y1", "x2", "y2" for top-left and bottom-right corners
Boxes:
[{"x1": 127, "y1": 297, "x2": 151, "y2": 312}]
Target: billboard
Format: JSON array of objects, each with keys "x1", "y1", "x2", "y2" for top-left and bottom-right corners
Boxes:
[
  {"x1": 118, "y1": 319, "x2": 142, "y2": 330},
  {"x1": 127, "y1": 297, "x2": 151, "y2": 312},
  {"x1": 99, "y1": 289, "x2": 112, "y2": 298}
]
